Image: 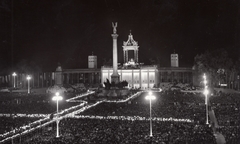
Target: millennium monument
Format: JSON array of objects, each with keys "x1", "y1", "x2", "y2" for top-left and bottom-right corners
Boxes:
[{"x1": 111, "y1": 22, "x2": 120, "y2": 84}]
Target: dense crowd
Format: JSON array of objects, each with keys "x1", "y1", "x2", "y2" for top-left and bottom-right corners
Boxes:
[
  {"x1": 0, "y1": 117, "x2": 39, "y2": 135},
  {"x1": 3, "y1": 91, "x2": 217, "y2": 144},
  {"x1": 81, "y1": 91, "x2": 207, "y2": 124},
  {"x1": 210, "y1": 92, "x2": 240, "y2": 143},
  {"x1": 2, "y1": 89, "x2": 240, "y2": 143},
  {"x1": 0, "y1": 92, "x2": 86, "y2": 142},
  {"x1": 20, "y1": 118, "x2": 216, "y2": 144},
  {"x1": 0, "y1": 93, "x2": 80, "y2": 114}
]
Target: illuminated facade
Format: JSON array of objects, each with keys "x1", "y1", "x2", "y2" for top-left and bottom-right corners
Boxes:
[
  {"x1": 101, "y1": 65, "x2": 158, "y2": 88},
  {"x1": 101, "y1": 32, "x2": 159, "y2": 88},
  {"x1": 0, "y1": 29, "x2": 193, "y2": 89},
  {"x1": 122, "y1": 31, "x2": 139, "y2": 64}
]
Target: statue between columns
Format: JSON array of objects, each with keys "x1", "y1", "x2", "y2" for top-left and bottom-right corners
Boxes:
[{"x1": 112, "y1": 22, "x2": 117, "y2": 34}]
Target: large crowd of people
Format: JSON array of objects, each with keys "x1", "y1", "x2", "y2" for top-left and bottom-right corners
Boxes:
[
  {"x1": 210, "y1": 92, "x2": 240, "y2": 143},
  {"x1": 0, "y1": 92, "x2": 86, "y2": 142},
  {"x1": 0, "y1": 117, "x2": 39, "y2": 137},
  {"x1": 0, "y1": 93, "x2": 80, "y2": 114},
  {"x1": 80, "y1": 91, "x2": 207, "y2": 124},
  {"x1": 1, "y1": 89, "x2": 240, "y2": 143},
  {"x1": 13, "y1": 118, "x2": 215, "y2": 144},
  {"x1": 4, "y1": 91, "x2": 217, "y2": 143}
]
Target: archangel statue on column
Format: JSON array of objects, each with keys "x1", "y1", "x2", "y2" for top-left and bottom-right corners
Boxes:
[{"x1": 112, "y1": 22, "x2": 117, "y2": 34}]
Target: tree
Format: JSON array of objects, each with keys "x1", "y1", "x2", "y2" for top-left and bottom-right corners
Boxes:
[{"x1": 194, "y1": 49, "x2": 233, "y2": 87}]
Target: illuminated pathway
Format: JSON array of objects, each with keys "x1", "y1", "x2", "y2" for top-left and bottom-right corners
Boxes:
[
  {"x1": 208, "y1": 103, "x2": 226, "y2": 144},
  {"x1": 0, "y1": 91, "x2": 93, "y2": 143},
  {"x1": 0, "y1": 91, "x2": 143, "y2": 143}
]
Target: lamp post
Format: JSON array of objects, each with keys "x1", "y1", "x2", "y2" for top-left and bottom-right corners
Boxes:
[
  {"x1": 203, "y1": 73, "x2": 209, "y2": 125},
  {"x1": 26, "y1": 75, "x2": 31, "y2": 94},
  {"x1": 12, "y1": 72, "x2": 17, "y2": 88},
  {"x1": 52, "y1": 92, "x2": 63, "y2": 138},
  {"x1": 145, "y1": 91, "x2": 156, "y2": 137}
]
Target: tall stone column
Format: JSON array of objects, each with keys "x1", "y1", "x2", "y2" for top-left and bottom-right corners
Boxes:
[
  {"x1": 136, "y1": 50, "x2": 138, "y2": 63},
  {"x1": 111, "y1": 22, "x2": 120, "y2": 84},
  {"x1": 123, "y1": 50, "x2": 126, "y2": 63},
  {"x1": 126, "y1": 51, "x2": 128, "y2": 63}
]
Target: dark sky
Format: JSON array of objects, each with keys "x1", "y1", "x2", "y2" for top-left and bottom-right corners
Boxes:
[{"x1": 0, "y1": 0, "x2": 240, "y2": 73}]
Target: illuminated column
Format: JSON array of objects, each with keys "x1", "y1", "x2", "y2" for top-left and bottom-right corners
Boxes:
[
  {"x1": 136, "y1": 50, "x2": 138, "y2": 63},
  {"x1": 26, "y1": 75, "x2": 31, "y2": 94},
  {"x1": 147, "y1": 70, "x2": 150, "y2": 88},
  {"x1": 134, "y1": 50, "x2": 136, "y2": 62},
  {"x1": 12, "y1": 72, "x2": 17, "y2": 88},
  {"x1": 132, "y1": 70, "x2": 134, "y2": 87},
  {"x1": 203, "y1": 73, "x2": 209, "y2": 125},
  {"x1": 111, "y1": 22, "x2": 120, "y2": 84},
  {"x1": 52, "y1": 92, "x2": 63, "y2": 138},
  {"x1": 139, "y1": 70, "x2": 142, "y2": 88},
  {"x1": 145, "y1": 91, "x2": 156, "y2": 137},
  {"x1": 126, "y1": 50, "x2": 128, "y2": 62},
  {"x1": 123, "y1": 50, "x2": 126, "y2": 63}
]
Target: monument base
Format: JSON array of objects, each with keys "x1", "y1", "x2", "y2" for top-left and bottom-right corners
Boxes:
[
  {"x1": 111, "y1": 74, "x2": 120, "y2": 84},
  {"x1": 99, "y1": 89, "x2": 130, "y2": 97}
]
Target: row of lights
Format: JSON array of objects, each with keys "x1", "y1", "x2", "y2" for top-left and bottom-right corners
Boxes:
[
  {"x1": 13, "y1": 72, "x2": 62, "y2": 137},
  {"x1": 52, "y1": 91, "x2": 155, "y2": 138},
  {"x1": 12, "y1": 72, "x2": 62, "y2": 137},
  {"x1": 12, "y1": 72, "x2": 31, "y2": 94},
  {"x1": 10, "y1": 72, "x2": 209, "y2": 138}
]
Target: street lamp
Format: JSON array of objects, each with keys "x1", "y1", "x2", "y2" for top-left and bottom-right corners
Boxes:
[
  {"x1": 26, "y1": 75, "x2": 31, "y2": 94},
  {"x1": 12, "y1": 72, "x2": 17, "y2": 88},
  {"x1": 203, "y1": 73, "x2": 209, "y2": 124},
  {"x1": 52, "y1": 92, "x2": 63, "y2": 138},
  {"x1": 145, "y1": 91, "x2": 156, "y2": 137}
]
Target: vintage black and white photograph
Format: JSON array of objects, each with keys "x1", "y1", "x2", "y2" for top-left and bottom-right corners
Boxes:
[{"x1": 0, "y1": 0, "x2": 240, "y2": 143}]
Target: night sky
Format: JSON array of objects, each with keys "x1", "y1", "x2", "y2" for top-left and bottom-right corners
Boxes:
[{"x1": 0, "y1": 0, "x2": 240, "y2": 73}]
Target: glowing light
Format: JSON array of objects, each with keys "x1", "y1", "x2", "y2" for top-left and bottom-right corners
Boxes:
[
  {"x1": 52, "y1": 93, "x2": 63, "y2": 101},
  {"x1": 203, "y1": 73, "x2": 206, "y2": 79},
  {"x1": 204, "y1": 89, "x2": 209, "y2": 95},
  {"x1": 52, "y1": 92, "x2": 63, "y2": 138},
  {"x1": 26, "y1": 75, "x2": 31, "y2": 94},
  {"x1": 26, "y1": 75, "x2": 31, "y2": 80},
  {"x1": 204, "y1": 80, "x2": 207, "y2": 85},
  {"x1": 12, "y1": 72, "x2": 17, "y2": 88},
  {"x1": 145, "y1": 91, "x2": 155, "y2": 100},
  {"x1": 12, "y1": 72, "x2": 17, "y2": 77},
  {"x1": 145, "y1": 95, "x2": 156, "y2": 100}
]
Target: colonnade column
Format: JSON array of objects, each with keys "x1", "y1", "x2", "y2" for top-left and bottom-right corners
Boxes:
[
  {"x1": 125, "y1": 50, "x2": 128, "y2": 63},
  {"x1": 123, "y1": 50, "x2": 125, "y2": 63},
  {"x1": 132, "y1": 70, "x2": 134, "y2": 88},
  {"x1": 139, "y1": 70, "x2": 142, "y2": 88},
  {"x1": 136, "y1": 50, "x2": 138, "y2": 63},
  {"x1": 134, "y1": 50, "x2": 137, "y2": 62},
  {"x1": 148, "y1": 70, "x2": 150, "y2": 88}
]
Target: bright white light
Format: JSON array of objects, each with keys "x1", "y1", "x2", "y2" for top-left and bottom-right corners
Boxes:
[
  {"x1": 145, "y1": 92, "x2": 156, "y2": 100},
  {"x1": 149, "y1": 91, "x2": 152, "y2": 95},
  {"x1": 204, "y1": 80, "x2": 207, "y2": 85},
  {"x1": 26, "y1": 75, "x2": 31, "y2": 80},
  {"x1": 204, "y1": 89, "x2": 209, "y2": 95},
  {"x1": 203, "y1": 73, "x2": 206, "y2": 79},
  {"x1": 52, "y1": 93, "x2": 63, "y2": 101},
  {"x1": 12, "y1": 72, "x2": 17, "y2": 77}
]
